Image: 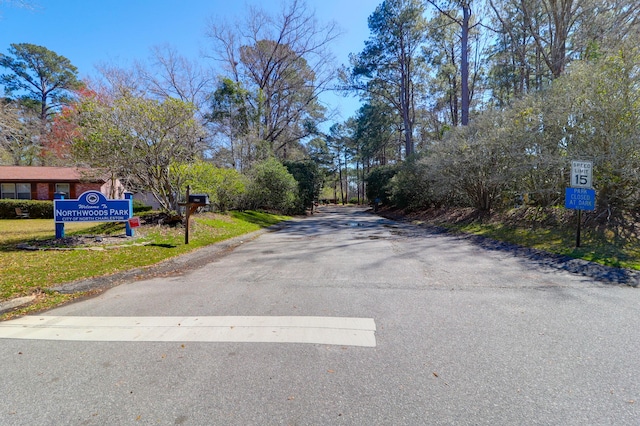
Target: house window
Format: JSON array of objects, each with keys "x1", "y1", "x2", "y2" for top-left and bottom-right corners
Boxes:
[
  {"x1": 16, "y1": 183, "x2": 30, "y2": 199},
  {"x1": 1, "y1": 183, "x2": 31, "y2": 199},
  {"x1": 1, "y1": 183, "x2": 15, "y2": 199},
  {"x1": 55, "y1": 183, "x2": 70, "y2": 199}
]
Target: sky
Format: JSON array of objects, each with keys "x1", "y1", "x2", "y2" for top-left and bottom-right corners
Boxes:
[{"x1": 0, "y1": 0, "x2": 382, "y2": 123}]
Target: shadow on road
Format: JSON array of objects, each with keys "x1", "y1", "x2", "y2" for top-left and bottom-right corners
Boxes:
[{"x1": 375, "y1": 211, "x2": 640, "y2": 287}]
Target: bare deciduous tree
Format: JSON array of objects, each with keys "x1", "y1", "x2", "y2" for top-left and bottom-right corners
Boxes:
[
  {"x1": 0, "y1": 99, "x2": 40, "y2": 165},
  {"x1": 135, "y1": 44, "x2": 214, "y2": 113},
  {"x1": 206, "y1": 0, "x2": 340, "y2": 160}
]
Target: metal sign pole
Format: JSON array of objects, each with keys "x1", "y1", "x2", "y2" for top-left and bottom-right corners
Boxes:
[
  {"x1": 568, "y1": 160, "x2": 594, "y2": 249},
  {"x1": 185, "y1": 185, "x2": 191, "y2": 245},
  {"x1": 576, "y1": 209, "x2": 581, "y2": 248}
]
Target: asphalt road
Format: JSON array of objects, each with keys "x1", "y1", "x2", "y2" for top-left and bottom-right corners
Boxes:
[{"x1": 1, "y1": 206, "x2": 639, "y2": 425}]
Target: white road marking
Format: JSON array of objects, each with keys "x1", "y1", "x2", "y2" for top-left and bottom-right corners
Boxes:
[{"x1": 0, "y1": 316, "x2": 377, "y2": 347}]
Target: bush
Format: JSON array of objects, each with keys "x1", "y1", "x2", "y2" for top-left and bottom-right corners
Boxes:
[
  {"x1": 173, "y1": 160, "x2": 247, "y2": 212},
  {"x1": 389, "y1": 158, "x2": 435, "y2": 211},
  {"x1": 366, "y1": 165, "x2": 398, "y2": 204},
  {"x1": 244, "y1": 158, "x2": 298, "y2": 213},
  {"x1": 132, "y1": 199, "x2": 153, "y2": 213},
  {"x1": 213, "y1": 168, "x2": 248, "y2": 212},
  {"x1": 284, "y1": 160, "x2": 324, "y2": 214},
  {"x1": 0, "y1": 199, "x2": 54, "y2": 219}
]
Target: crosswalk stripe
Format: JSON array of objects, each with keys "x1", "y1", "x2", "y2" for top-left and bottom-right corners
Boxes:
[{"x1": 0, "y1": 316, "x2": 377, "y2": 347}]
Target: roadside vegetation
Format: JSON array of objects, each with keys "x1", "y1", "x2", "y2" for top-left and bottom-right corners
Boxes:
[{"x1": 0, "y1": 211, "x2": 289, "y2": 319}]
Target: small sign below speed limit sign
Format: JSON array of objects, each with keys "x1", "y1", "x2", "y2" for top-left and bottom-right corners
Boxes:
[{"x1": 571, "y1": 160, "x2": 593, "y2": 188}]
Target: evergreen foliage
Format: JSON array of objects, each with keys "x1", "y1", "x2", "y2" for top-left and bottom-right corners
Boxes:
[
  {"x1": 284, "y1": 160, "x2": 325, "y2": 214},
  {"x1": 244, "y1": 158, "x2": 298, "y2": 213}
]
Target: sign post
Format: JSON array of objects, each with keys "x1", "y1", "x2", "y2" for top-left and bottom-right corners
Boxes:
[
  {"x1": 54, "y1": 192, "x2": 66, "y2": 239},
  {"x1": 565, "y1": 160, "x2": 594, "y2": 248}
]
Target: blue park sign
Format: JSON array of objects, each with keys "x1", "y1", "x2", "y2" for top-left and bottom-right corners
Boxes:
[
  {"x1": 54, "y1": 190, "x2": 134, "y2": 238},
  {"x1": 565, "y1": 187, "x2": 596, "y2": 211}
]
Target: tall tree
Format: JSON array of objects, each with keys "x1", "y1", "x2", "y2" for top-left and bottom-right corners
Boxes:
[
  {"x1": 489, "y1": 0, "x2": 640, "y2": 82},
  {"x1": 206, "y1": 0, "x2": 339, "y2": 159},
  {"x1": 135, "y1": 44, "x2": 214, "y2": 113},
  {"x1": 239, "y1": 39, "x2": 323, "y2": 155},
  {"x1": 518, "y1": 0, "x2": 581, "y2": 78},
  {"x1": 0, "y1": 43, "x2": 82, "y2": 122},
  {"x1": 207, "y1": 78, "x2": 255, "y2": 170},
  {"x1": 326, "y1": 123, "x2": 352, "y2": 204},
  {"x1": 423, "y1": 11, "x2": 464, "y2": 126},
  {"x1": 0, "y1": 98, "x2": 40, "y2": 165},
  {"x1": 425, "y1": 0, "x2": 484, "y2": 126},
  {"x1": 353, "y1": 102, "x2": 397, "y2": 166},
  {"x1": 487, "y1": 0, "x2": 546, "y2": 104},
  {"x1": 348, "y1": 0, "x2": 427, "y2": 156}
]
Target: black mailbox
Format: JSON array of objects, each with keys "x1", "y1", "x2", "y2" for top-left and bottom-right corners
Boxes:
[{"x1": 188, "y1": 194, "x2": 210, "y2": 205}]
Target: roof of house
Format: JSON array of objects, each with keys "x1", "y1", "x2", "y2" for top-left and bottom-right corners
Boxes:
[{"x1": 0, "y1": 166, "x2": 106, "y2": 183}]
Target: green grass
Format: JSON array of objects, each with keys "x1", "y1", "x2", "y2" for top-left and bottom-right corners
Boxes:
[
  {"x1": 0, "y1": 220, "x2": 105, "y2": 245},
  {"x1": 0, "y1": 211, "x2": 290, "y2": 316},
  {"x1": 446, "y1": 220, "x2": 640, "y2": 271}
]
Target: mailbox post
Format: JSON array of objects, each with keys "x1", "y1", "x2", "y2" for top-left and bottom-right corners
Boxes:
[{"x1": 181, "y1": 185, "x2": 210, "y2": 244}]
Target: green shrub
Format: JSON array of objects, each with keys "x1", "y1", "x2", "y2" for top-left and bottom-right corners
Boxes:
[
  {"x1": 213, "y1": 168, "x2": 248, "y2": 212},
  {"x1": 284, "y1": 160, "x2": 324, "y2": 214},
  {"x1": 172, "y1": 160, "x2": 247, "y2": 212},
  {"x1": 245, "y1": 158, "x2": 298, "y2": 213},
  {"x1": 132, "y1": 199, "x2": 153, "y2": 213},
  {"x1": 365, "y1": 165, "x2": 398, "y2": 205},
  {"x1": 0, "y1": 199, "x2": 54, "y2": 219},
  {"x1": 389, "y1": 159, "x2": 435, "y2": 211}
]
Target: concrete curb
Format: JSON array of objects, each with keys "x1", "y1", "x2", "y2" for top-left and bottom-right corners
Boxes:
[{"x1": 0, "y1": 296, "x2": 37, "y2": 315}]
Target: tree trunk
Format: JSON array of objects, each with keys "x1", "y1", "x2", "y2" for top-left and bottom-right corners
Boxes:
[
  {"x1": 400, "y1": 35, "x2": 414, "y2": 156},
  {"x1": 338, "y1": 149, "x2": 345, "y2": 204},
  {"x1": 461, "y1": 1, "x2": 471, "y2": 126},
  {"x1": 343, "y1": 149, "x2": 349, "y2": 204}
]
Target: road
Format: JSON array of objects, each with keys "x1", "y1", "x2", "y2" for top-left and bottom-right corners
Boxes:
[{"x1": 1, "y1": 206, "x2": 639, "y2": 425}]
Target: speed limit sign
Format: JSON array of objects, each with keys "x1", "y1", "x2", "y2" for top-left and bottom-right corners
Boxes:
[{"x1": 571, "y1": 160, "x2": 593, "y2": 188}]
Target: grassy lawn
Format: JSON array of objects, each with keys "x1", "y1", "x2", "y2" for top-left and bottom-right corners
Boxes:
[
  {"x1": 442, "y1": 220, "x2": 640, "y2": 271},
  {"x1": 0, "y1": 211, "x2": 289, "y2": 318}
]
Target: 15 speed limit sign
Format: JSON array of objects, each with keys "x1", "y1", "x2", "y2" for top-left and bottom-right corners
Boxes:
[{"x1": 571, "y1": 160, "x2": 593, "y2": 188}]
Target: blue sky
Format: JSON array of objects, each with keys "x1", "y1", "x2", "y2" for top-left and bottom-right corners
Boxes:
[{"x1": 0, "y1": 0, "x2": 381, "y2": 122}]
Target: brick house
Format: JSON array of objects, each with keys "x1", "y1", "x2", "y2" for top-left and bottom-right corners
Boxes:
[{"x1": 0, "y1": 166, "x2": 124, "y2": 200}]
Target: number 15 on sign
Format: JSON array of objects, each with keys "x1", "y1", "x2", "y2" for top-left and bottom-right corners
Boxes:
[{"x1": 571, "y1": 160, "x2": 593, "y2": 188}]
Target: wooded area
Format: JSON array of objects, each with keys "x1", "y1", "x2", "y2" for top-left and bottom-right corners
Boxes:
[{"x1": 1, "y1": 0, "x2": 639, "y2": 226}]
